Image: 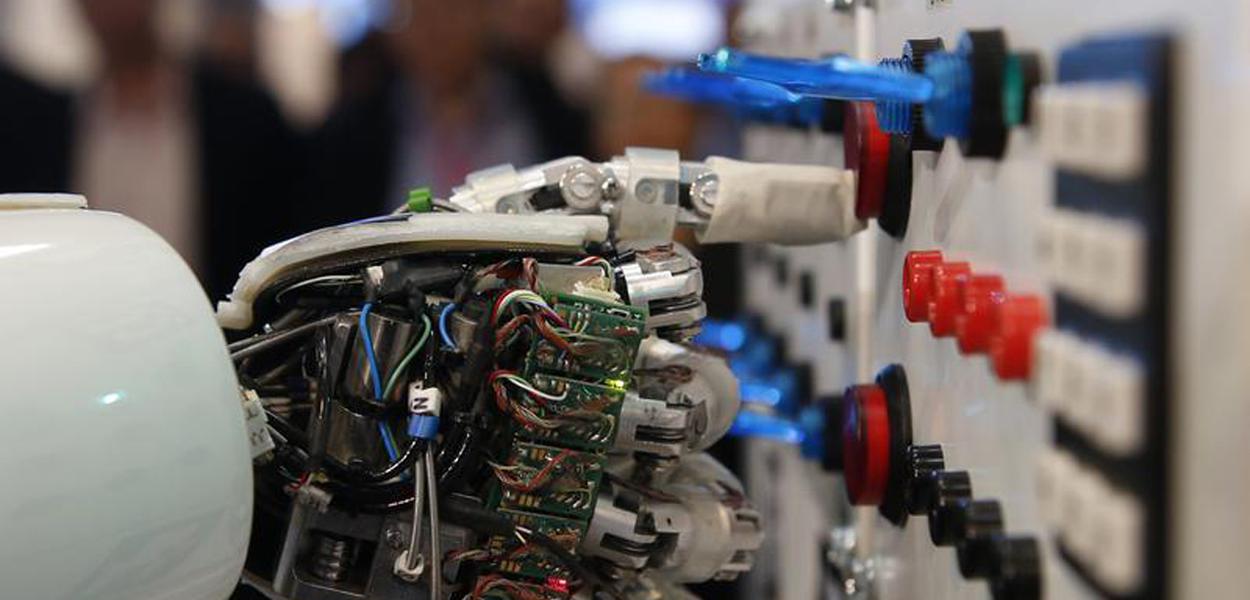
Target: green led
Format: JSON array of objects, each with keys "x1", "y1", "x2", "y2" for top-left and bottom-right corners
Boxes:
[
  {"x1": 406, "y1": 186, "x2": 433, "y2": 213},
  {"x1": 1002, "y1": 54, "x2": 1029, "y2": 127}
]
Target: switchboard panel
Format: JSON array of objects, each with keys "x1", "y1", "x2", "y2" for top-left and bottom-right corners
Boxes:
[{"x1": 718, "y1": 2, "x2": 1250, "y2": 599}]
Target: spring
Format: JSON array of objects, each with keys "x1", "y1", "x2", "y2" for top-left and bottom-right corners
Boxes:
[{"x1": 309, "y1": 533, "x2": 354, "y2": 582}]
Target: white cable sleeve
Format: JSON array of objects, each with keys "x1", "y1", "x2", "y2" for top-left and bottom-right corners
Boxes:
[{"x1": 696, "y1": 156, "x2": 865, "y2": 245}]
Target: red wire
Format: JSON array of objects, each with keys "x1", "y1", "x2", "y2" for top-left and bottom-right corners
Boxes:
[
  {"x1": 491, "y1": 290, "x2": 514, "y2": 325},
  {"x1": 495, "y1": 314, "x2": 531, "y2": 347},
  {"x1": 507, "y1": 449, "x2": 574, "y2": 493}
]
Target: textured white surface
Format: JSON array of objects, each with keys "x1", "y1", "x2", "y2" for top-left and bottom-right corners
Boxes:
[{"x1": 0, "y1": 205, "x2": 251, "y2": 600}]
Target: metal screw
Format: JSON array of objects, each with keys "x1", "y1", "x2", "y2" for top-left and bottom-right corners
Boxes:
[
  {"x1": 825, "y1": 526, "x2": 876, "y2": 599},
  {"x1": 496, "y1": 196, "x2": 528, "y2": 214},
  {"x1": 601, "y1": 176, "x2": 623, "y2": 201},
  {"x1": 636, "y1": 181, "x2": 657, "y2": 204},
  {"x1": 560, "y1": 164, "x2": 604, "y2": 211},
  {"x1": 690, "y1": 172, "x2": 720, "y2": 218},
  {"x1": 384, "y1": 526, "x2": 405, "y2": 550}
]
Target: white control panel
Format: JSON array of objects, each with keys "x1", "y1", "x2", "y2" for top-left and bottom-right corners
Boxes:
[{"x1": 730, "y1": 1, "x2": 1250, "y2": 599}]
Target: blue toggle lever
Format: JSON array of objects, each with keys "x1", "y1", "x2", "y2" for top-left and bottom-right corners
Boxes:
[
  {"x1": 698, "y1": 47, "x2": 935, "y2": 104},
  {"x1": 729, "y1": 410, "x2": 806, "y2": 445},
  {"x1": 644, "y1": 68, "x2": 804, "y2": 108},
  {"x1": 695, "y1": 319, "x2": 749, "y2": 353},
  {"x1": 644, "y1": 69, "x2": 830, "y2": 128},
  {"x1": 729, "y1": 407, "x2": 830, "y2": 462}
]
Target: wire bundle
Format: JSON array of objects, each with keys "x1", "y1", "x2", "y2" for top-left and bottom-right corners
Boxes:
[{"x1": 488, "y1": 449, "x2": 576, "y2": 493}]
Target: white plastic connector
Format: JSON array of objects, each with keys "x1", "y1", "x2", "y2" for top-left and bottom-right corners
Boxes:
[
  {"x1": 1090, "y1": 217, "x2": 1147, "y2": 317},
  {"x1": 1059, "y1": 460, "x2": 1103, "y2": 559},
  {"x1": 1039, "y1": 208, "x2": 1146, "y2": 318},
  {"x1": 1095, "y1": 488, "x2": 1145, "y2": 594},
  {"x1": 1035, "y1": 328, "x2": 1146, "y2": 456},
  {"x1": 1043, "y1": 450, "x2": 1145, "y2": 595},
  {"x1": 1036, "y1": 81, "x2": 1148, "y2": 180},
  {"x1": 1094, "y1": 352, "x2": 1146, "y2": 455},
  {"x1": 294, "y1": 485, "x2": 333, "y2": 513},
  {"x1": 1031, "y1": 329, "x2": 1069, "y2": 412},
  {"x1": 241, "y1": 388, "x2": 276, "y2": 460},
  {"x1": 1035, "y1": 447, "x2": 1076, "y2": 529}
]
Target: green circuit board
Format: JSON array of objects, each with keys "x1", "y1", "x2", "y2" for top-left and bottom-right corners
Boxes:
[
  {"x1": 475, "y1": 291, "x2": 647, "y2": 596},
  {"x1": 485, "y1": 509, "x2": 586, "y2": 581},
  {"x1": 511, "y1": 372, "x2": 626, "y2": 451},
  {"x1": 528, "y1": 294, "x2": 646, "y2": 380},
  {"x1": 490, "y1": 441, "x2": 605, "y2": 520}
]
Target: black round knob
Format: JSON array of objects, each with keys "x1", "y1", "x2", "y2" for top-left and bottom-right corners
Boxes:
[
  {"x1": 959, "y1": 29, "x2": 1010, "y2": 158},
  {"x1": 926, "y1": 471, "x2": 974, "y2": 546},
  {"x1": 905, "y1": 444, "x2": 946, "y2": 515},
  {"x1": 818, "y1": 395, "x2": 844, "y2": 472},
  {"x1": 878, "y1": 135, "x2": 914, "y2": 239},
  {"x1": 990, "y1": 536, "x2": 1042, "y2": 600},
  {"x1": 954, "y1": 499, "x2": 1005, "y2": 578}
]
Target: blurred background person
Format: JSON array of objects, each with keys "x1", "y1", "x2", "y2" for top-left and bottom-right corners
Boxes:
[
  {"x1": 201, "y1": 0, "x2": 261, "y2": 84},
  {"x1": 0, "y1": 0, "x2": 738, "y2": 295},
  {"x1": 308, "y1": 0, "x2": 590, "y2": 226},
  {"x1": 0, "y1": 0, "x2": 303, "y2": 299},
  {"x1": 569, "y1": 0, "x2": 740, "y2": 159}
]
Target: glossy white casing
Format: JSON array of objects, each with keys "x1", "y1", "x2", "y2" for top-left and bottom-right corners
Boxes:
[{"x1": 0, "y1": 196, "x2": 251, "y2": 600}]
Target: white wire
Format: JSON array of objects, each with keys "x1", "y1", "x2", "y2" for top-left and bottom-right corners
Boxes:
[
  {"x1": 424, "y1": 448, "x2": 441, "y2": 599},
  {"x1": 498, "y1": 374, "x2": 568, "y2": 402},
  {"x1": 273, "y1": 275, "x2": 359, "y2": 304},
  {"x1": 494, "y1": 289, "x2": 549, "y2": 321},
  {"x1": 406, "y1": 450, "x2": 427, "y2": 571}
]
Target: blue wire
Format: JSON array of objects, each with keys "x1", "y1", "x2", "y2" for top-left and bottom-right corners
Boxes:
[
  {"x1": 378, "y1": 422, "x2": 399, "y2": 461},
  {"x1": 359, "y1": 303, "x2": 399, "y2": 461},
  {"x1": 439, "y1": 303, "x2": 457, "y2": 349},
  {"x1": 359, "y1": 303, "x2": 385, "y2": 399}
]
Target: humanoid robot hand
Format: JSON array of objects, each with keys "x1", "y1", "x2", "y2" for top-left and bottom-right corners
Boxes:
[{"x1": 2, "y1": 144, "x2": 857, "y2": 599}]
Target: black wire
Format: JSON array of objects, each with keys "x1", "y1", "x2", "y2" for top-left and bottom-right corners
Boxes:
[
  {"x1": 265, "y1": 408, "x2": 420, "y2": 487},
  {"x1": 326, "y1": 478, "x2": 413, "y2": 512},
  {"x1": 437, "y1": 420, "x2": 485, "y2": 490}
]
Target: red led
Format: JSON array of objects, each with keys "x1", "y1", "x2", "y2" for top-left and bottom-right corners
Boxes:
[
  {"x1": 545, "y1": 577, "x2": 570, "y2": 594},
  {"x1": 955, "y1": 274, "x2": 1006, "y2": 354},
  {"x1": 903, "y1": 250, "x2": 944, "y2": 322},
  {"x1": 842, "y1": 384, "x2": 891, "y2": 506},
  {"x1": 990, "y1": 295, "x2": 1049, "y2": 380},
  {"x1": 928, "y1": 262, "x2": 972, "y2": 337},
  {"x1": 844, "y1": 101, "x2": 891, "y2": 220}
]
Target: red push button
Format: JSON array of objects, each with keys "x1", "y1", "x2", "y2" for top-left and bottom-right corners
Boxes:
[
  {"x1": 844, "y1": 101, "x2": 891, "y2": 220},
  {"x1": 903, "y1": 250, "x2": 943, "y2": 322},
  {"x1": 928, "y1": 262, "x2": 971, "y2": 337},
  {"x1": 842, "y1": 384, "x2": 891, "y2": 505},
  {"x1": 955, "y1": 274, "x2": 1005, "y2": 354},
  {"x1": 990, "y1": 295, "x2": 1049, "y2": 380}
]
